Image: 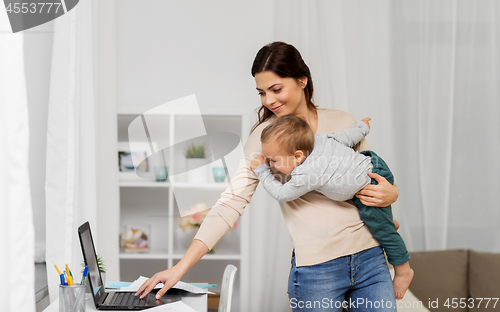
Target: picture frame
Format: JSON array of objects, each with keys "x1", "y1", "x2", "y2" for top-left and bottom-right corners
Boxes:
[
  {"x1": 120, "y1": 224, "x2": 150, "y2": 253},
  {"x1": 118, "y1": 142, "x2": 158, "y2": 180}
]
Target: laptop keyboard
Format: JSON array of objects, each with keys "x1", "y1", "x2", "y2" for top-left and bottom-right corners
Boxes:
[{"x1": 110, "y1": 292, "x2": 147, "y2": 307}]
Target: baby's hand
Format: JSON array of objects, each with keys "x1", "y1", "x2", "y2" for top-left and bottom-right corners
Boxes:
[
  {"x1": 361, "y1": 118, "x2": 371, "y2": 129},
  {"x1": 251, "y1": 153, "x2": 266, "y2": 171}
]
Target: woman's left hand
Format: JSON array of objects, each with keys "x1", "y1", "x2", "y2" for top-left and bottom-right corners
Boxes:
[{"x1": 355, "y1": 172, "x2": 399, "y2": 207}]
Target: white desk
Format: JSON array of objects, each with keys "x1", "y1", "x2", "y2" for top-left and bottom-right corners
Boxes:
[{"x1": 43, "y1": 292, "x2": 207, "y2": 312}]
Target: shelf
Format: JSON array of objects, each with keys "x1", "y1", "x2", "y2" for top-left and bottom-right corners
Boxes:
[
  {"x1": 175, "y1": 254, "x2": 241, "y2": 261},
  {"x1": 119, "y1": 180, "x2": 229, "y2": 189},
  {"x1": 171, "y1": 182, "x2": 228, "y2": 189},
  {"x1": 119, "y1": 250, "x2": 169, "y2": 259},
  {"x1": 119, "y1": 252, "x2": 241, "y2": 261},
  {"x1": 119, "y1": 180, "x2": 170, "y2": 187},
  {"x1": 118, "y1": 106, "x2": 246, "y2": 116},
  {"x1": 117, "y1": 109, "x2": 249, "y2": 312}
]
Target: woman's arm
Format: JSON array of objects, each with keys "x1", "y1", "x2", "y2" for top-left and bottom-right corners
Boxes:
[
  {"x1": 355, "y1": 172, "x2": 399, "y2": 207},
  {"x1": 136, "y1": 239, "x2": 209, "y2": 299},
  {"x1": 136, "y1": 120, "x2": 269, "y2": 299}
]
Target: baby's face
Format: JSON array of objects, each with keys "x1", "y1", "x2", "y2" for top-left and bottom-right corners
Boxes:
[{"x1": 262, "y1": 141, "x2": 301, "y2": 175}]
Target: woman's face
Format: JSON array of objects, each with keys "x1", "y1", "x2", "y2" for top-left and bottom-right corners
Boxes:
[{"x1": 255, "y1": 70, "x2": 307, "y2": 117}]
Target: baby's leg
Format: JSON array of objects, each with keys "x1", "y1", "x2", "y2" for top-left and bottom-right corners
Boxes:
[
  {"x1": 390, "y1": 220, "x2": 412, "y2": 299},
  {"x1": 393, "y1": 261, "x2": 414, "y2": 300},
  {"x1": 354, "y1": 201, "x2": 413, "y2": 299},
  {"x1": 355, "y1": 150, "x2": 413, "y2": 300}
]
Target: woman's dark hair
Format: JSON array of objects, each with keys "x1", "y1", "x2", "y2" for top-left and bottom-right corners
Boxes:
[{"x1": 250, "y1": 41, "x2": 317, "y2": 133}]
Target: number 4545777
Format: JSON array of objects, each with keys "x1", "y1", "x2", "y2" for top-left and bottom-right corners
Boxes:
[{"x1": 6, "y1": 2, "x2": 62, "y2": 14}]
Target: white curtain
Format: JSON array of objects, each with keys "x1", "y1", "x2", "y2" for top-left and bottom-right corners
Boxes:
[
  {"x1": 45, "y1": 0, "x2": 98, "y2": 301},
  {"x1": 248, "y1": 1, "x2": 500, "y2": 311},
  {"x1": 248, "y1": 186, "x2": 292, "y2": 312},
  {"x1": 390, "y1": 0, "x2": 500, "y2": 252},
  {"x1": 0, "y1": 9, "x2": 36, "y2": 312}
]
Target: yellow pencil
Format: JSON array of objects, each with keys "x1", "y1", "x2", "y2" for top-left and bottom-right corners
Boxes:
[
  {"x1": 66, "y1": 264, "x2": 74, "y2": 286},
  {"x1": 53, "y1": 261, "x2": 62, "y2": 275}
]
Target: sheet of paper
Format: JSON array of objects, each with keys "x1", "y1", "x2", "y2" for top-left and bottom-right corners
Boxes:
[
  {"x1": 120, "y1": 276, "x2": 160, "y2": 292},
  {"x1": 189, "y1": 283, "x2": 216, "y2": 289},
  {"x1": 173, "y1": 281, "x2": 214, "y2": 294},
  {"x1": 107, "y1": 281, "x2": 132, "y2": 289},
  {"x1": 141, "y1": 300, "x2": 197, "y2": 312},
  {"x1": 120, "y1": 276, "x2": 213, "y2": 294}
]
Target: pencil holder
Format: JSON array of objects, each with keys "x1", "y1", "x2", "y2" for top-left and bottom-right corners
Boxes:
[{"x1": 59, "y1": 284, "x2": 86, "y2": 312}]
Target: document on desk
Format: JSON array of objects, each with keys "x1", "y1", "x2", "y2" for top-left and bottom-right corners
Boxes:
[
  {"x1": 144, "y1": 300, "x2": 197, "y2": 312},
  {"x1": 120, "y1": 276, "x2": 214, "y2": 294}
]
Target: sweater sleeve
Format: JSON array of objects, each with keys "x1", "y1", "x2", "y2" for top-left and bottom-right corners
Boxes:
[
  {"x1": 253, "y1": 164, "x2": 316, "y2": 203},
  {"x1": 328, "y1": 121, "x2": 370, "y2": 148},
  {"x1": 193, "y1": 122, "x2": 266, "y2": 250},
  {"x1": 338, "y1": 111, "x2": 369, "y2": 153}
]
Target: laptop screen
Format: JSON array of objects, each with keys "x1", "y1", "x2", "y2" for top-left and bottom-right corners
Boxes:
[{"x1": 78, "y1": 222, "x2": 105, "y2": 307}]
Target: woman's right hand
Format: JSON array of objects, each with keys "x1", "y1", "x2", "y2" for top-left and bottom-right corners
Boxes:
[
  {"x1": 356, "y1": 172, "x2": 399, "y2": 207},
  {"x1": 135, "y1": 239, "x2": 209, "y2": 299},
  {"x1": 135, "y1": 265, "x2": 184, "y2": 299}
]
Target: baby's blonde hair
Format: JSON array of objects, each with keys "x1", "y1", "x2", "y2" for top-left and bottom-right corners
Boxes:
[{"x1": 260, "y1": 114, "x2": 315, "y2": 156}]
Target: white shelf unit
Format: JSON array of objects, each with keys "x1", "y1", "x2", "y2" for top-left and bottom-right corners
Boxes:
[{"x1": 117, "y1": 107, "x2": 250, "y2": 312}]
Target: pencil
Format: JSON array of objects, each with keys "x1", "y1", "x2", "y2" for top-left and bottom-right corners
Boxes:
[
  {"x1": 53, "y1": 261, "x2": 62, "y2": 275},
  {"x1": 66, "y1": 265, "x2": 74, "y2": 286}
]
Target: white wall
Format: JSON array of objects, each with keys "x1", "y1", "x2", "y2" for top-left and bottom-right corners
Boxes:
[
  {"x1": 24, "y1": 21, "x2": 54, "y2": 263},
  {"x1": 96, "y1": 0, "x2": 120, "y2": 282},
  {"x1": 25, "y1": 0, "x2": 276, "y2": 268},
  {"x1": 115, "y1": 0, "x2": 274, "y2": 118},
  {"x1": 96, "y1": 0, "x2": 277, "y2": 285}
]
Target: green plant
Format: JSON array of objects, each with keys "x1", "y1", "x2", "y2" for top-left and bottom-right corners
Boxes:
[
  {"x1": 81, "y1": 255, "x2": 106, "y2": 273},
  {"x1": 184, "y1": 143, "x2": 205, "y2": 158}
]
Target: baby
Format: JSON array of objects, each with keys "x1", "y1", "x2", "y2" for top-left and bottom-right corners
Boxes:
[{"x1": 250, "y1": 114, "x2": 414, "y2": 300}]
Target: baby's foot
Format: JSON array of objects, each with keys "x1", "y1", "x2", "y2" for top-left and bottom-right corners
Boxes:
[
  {"x1": 393, "y1": 268, "x2": 414, "y2": 300},
  {"x1": 393, "y1": 219, "x2": 400, "y2": 231}
]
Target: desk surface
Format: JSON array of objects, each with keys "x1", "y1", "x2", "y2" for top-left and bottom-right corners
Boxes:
[{"x1": 43, "y1": 292, "x2": 207, "y2": 312}]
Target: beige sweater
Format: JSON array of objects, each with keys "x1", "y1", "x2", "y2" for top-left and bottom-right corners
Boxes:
[{"x1": 194, "y1": 108, "x2": 380, "y2": 267}]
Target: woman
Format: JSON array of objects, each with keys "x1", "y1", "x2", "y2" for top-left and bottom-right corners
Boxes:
[{"x1": 136, "y1": 42, "x2": 399, "y2": 311}]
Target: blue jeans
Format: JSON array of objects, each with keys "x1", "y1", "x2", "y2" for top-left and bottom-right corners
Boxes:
[{"x1": 288, "y1": 246, "x2": 397, "y2": 312}]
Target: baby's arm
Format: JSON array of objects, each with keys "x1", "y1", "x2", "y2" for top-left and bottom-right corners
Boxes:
[
  {"x1": 328, "y1": 120, "x2": 370, "y2": 148},
  {"x1": 253, "y1": 164, "x2": 316, "y2": 203}
]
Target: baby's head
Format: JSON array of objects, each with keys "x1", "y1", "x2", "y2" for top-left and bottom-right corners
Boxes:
[{"x1": 260, "y1": 114, "x2": 315, "y2": 174}]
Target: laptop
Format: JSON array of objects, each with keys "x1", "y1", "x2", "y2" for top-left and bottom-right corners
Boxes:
[{"x1": 78, "y1": 221, "x2": 182, "y2": 310}]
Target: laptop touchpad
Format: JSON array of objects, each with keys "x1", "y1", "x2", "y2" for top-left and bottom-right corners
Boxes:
[{"x1": 148, "y1": 290, "x2": 182, "y2": 306}]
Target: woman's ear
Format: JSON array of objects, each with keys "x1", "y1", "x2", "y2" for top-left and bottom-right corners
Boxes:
[{"x1": 297, "y1": 77, "x2": 308, "y2": 89}]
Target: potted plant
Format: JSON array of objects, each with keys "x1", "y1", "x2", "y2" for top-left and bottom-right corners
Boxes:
[
  {"x1": 184, "y1": 143, "x2": 208, "y2": 183},
  {"x1": 82, "y1": 255, "x2": 106, "y2": 289}
]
